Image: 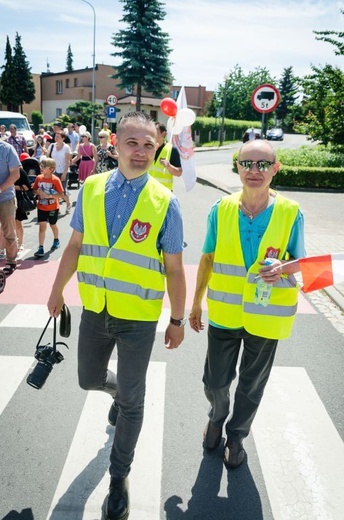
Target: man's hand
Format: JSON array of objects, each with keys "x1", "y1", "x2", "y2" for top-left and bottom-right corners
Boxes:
[
  {"x1": 47, "y1": 292, "x2": 64, "y2": 318},
  {"x1": 164, "y1": 323, "x2": 184, "y2": 349},
  {"x1": 189, "y1": 304, "x2": 205, "y2": 333}
]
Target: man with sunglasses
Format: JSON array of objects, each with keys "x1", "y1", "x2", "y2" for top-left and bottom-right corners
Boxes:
[{"x1": 189, "y1": 139, "x2": 305, "y2": 469}]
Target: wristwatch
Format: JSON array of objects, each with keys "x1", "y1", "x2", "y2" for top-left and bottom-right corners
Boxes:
[{"x1": 170, "y1": 316, "x2": 187, "y2": 327}]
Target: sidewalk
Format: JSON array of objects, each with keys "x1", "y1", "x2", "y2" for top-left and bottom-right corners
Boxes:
[{"x1": 194, "y1": 149, "x2": 344, "y2": 311}]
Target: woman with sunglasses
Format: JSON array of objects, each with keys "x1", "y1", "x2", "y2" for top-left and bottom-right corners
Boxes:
[
  {"x1": 96, "y1": 131, "x2": 119, "y2": 174},
  {"x1": 72, "y1": 131, "x2": 98, "y2": 182}
]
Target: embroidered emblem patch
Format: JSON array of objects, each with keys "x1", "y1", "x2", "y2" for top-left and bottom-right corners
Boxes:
[
  {"x1": 130, "y1": 219, "x2": 152, "y2": 243},
  {"x1": 265, "y1": 247, "x2": 280, "y2": 259}
]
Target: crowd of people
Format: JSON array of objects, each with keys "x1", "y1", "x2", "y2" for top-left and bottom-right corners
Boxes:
[{"x1": 1, "y1": 112, "x2": 306, "y2": 520}]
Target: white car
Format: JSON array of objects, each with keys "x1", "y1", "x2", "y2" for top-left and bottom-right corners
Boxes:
[{"x1": 0, "y1": 111, "x2": 35, "y2": 149}]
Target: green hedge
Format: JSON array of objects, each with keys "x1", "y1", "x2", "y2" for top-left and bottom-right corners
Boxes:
[
  {"x1": 231, "y1": 151, "x2": 344, "y2": 189},
  {"x1": 193, "y1": 117, "x2": 259, "y2": 145}
]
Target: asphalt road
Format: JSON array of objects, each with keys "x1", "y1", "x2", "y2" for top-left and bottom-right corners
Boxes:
[{"x1": 1, "y1": 163, "x2": 344, "y2": 520}]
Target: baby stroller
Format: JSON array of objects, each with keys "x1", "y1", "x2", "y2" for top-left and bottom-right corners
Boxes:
[
  {"x1": 21, "y1": 157, "x2": 41, "y2": 186},
  {"x1": 68, "y1": 152, "x2": 80, "y2": 189}
]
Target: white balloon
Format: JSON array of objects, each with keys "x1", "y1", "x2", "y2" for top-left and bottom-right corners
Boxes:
[
  {"x1": 167, "y1": 117, "x2": 184, "y2": 135},
  {"x1": 177, "y1": 108, "x2": 196, "y2": 126},
  {"x1": 79, "y1": 125, "x2": 86, "y2": 134}
]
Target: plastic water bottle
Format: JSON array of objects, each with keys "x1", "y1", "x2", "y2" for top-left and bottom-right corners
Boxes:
[{"x1": 254, "y1": 259, "x2": 274, "y2": 307}]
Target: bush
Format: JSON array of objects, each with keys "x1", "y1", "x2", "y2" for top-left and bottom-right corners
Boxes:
[{"x1": 193, "y1": 117, "x2": 260, "y2": 145}]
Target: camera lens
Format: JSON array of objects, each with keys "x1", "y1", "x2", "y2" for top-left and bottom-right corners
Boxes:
[{"x1": 26, "y1": 361, "x2": 53, "y2": 389}]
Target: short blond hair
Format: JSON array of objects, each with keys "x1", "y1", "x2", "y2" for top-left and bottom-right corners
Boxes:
[{"x1": 40, "y1": 157, "x2": 56, "y2": 171}]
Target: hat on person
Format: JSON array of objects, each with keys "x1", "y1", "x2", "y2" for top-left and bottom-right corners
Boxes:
[
  {"x1": 20, "y1": 152, "x2": 30, "y2": 162},
  {"x1": 53, "y1": 121, "x2": 63, "y2": 128}
]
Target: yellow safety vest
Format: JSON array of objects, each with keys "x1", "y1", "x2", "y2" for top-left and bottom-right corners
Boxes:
[
  {"x1": 77, "y1": 172, "x2": 171, "y2": 321},
  {"x1": 207, "y1": 191, "x2": 300, "y2": 339},
  {"x1": 148, "y1": 143, "x2": 173, "y2": 190}
]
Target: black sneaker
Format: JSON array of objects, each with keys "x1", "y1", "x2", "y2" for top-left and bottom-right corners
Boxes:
[{"x1": 34, "y1": 246, "x2": 44, "y2": 258}]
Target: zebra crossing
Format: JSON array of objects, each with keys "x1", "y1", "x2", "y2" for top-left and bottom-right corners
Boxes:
[{"x1": 1, "y1": 288, "x2": 344, "y2": 519}]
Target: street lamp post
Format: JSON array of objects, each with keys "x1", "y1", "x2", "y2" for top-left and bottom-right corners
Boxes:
[{"x1": 81, "y1": 0, "x2": 96, "y2": 137}]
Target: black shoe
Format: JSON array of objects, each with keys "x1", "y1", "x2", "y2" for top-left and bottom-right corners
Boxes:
[
  {"x1": 105, "y1": 476, "x2": 130, "y2": 520},
  {"x1": 223, "y1": 438, "x2": 245, "y2": 469},
  {"x1": 203, "y1": 420, "x2": 222, "y2": 450},
  {"x1": 108, "y1": 400, "x2": 119, "y2": 426}
]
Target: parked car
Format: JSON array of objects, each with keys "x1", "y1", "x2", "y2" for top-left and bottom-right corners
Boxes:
[
  {"x1": 242, "y1": 128, "x2": 261, "y2": 143},
  {"x1": 267, "y1": 128, "x2": 284, "y2": 141}
]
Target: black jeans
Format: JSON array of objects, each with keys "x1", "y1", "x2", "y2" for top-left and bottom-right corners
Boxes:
[
  {"x1": 203, "y1": 324, "x2": 278, "y2": 441},
  {"x1": 78, "y1": 308, "x2": 157, "y2": 477}
]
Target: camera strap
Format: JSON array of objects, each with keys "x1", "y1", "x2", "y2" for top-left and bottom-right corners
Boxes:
[{"x1": 36, "y1": 317, "x2": 68, "y2": 352}]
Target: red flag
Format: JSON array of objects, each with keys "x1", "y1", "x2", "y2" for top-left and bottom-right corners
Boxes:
[{"x1": 299, "y1": 252, "x2": 344, "y2": 293}]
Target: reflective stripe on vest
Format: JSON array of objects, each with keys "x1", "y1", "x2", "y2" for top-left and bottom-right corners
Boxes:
[
  {"x1": 77, "y1": 173, "x2": 171, "y2": 320},
  {"x1": 207, "y1": 191, "x2": 300, "y2": 339},
  {"x1": 148, "y1": 143, "x2": 173, "y2": 190}
]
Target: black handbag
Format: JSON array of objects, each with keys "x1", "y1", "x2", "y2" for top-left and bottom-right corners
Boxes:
[{"x1": 19, "y1": 188, "x2": 37, "y2": 212}]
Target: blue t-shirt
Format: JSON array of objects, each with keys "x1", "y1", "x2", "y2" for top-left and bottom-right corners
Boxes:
[
  {"x1": 203, "y1": 196, "x2": 306, "y2": 329},
  {"x1": 71, "y1": 169, "x2": 184, "y2": 254},
  {"x1": 0, "y1": 141, "x2": 21, "y2": 202}
]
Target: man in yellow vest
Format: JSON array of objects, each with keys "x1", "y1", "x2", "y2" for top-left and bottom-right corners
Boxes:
[
  {"x1": 148, "y1": 122, "x2": 182, "y2": 190},
  {"x1": 47, "y1": 112, "x2": 186, "y2": 520},
  {"x1": 189, "y1": 140, "x2": 305, "y2": 470}
]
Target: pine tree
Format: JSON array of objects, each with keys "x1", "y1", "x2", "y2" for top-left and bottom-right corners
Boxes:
[
  {"x1": 0, "y1": 36, "x2": 16, "y2": 111},
  {"x1": 66, "y1": 44, "x2": 74, "y2": 72},
  {"x1": 12, "y1": 32, "x2": 35, "y2": 112},
  {"x1": 110, "y1": 0, "x2": 173, "y2": 111},
  {"x1": 276, "y1": 67, "x2": 299, "y2": 130}
]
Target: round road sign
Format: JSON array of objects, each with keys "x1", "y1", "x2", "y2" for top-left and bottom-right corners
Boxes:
[
  {"x1": 251, "y1": 84, "x2": 280, "y2": 114},
  {"x1": 106, "y1": 94, "x2": 118, "y2": 106}
]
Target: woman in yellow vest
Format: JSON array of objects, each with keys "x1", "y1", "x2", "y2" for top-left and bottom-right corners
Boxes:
[
  {"x1": 148, "y1": 122, "x2": 182, "y2": 190},
  {"x1": 47, "y1": 112, "x2": 186, "y2": 520},
  {"x1": 189, "y1": 140, "x2": 306, "y2": 470}
]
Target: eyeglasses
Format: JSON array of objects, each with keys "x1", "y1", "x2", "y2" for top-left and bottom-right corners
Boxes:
[{"x1": 238, "y1": 160, "x2": 275, "y2": 172}]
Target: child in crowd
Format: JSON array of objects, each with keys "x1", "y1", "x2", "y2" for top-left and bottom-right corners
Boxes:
[{"x1": 32, "y1": 158, "x2": 64, "y2": 258}]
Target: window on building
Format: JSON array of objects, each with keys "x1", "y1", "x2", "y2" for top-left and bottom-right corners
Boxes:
[
  {"x1": 125, "y1": 85, "x2": 133, "y2": 94},
  {"x1": 171, "y1": 90, "x2": 179, "y2": 100},
  {"x1": 66, "y1": 79, "x2": 70, "y2": 88},
  {"x1": 74, "y1": 77, "x2": 79, "y2": 87},
  {"x1": 150, "y1": 110, "x2": 157, "y2": 120},
  {"x1": 56, "y1": 108, "x2": 62, "y2": 117},
  {"x1": 56, "y1": 80, "x2": 63, "y2": 94}
]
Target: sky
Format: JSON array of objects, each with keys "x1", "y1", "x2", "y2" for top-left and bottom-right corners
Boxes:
[{"x1": 0, "y1": 0, "x2": 344, "y2": 92}]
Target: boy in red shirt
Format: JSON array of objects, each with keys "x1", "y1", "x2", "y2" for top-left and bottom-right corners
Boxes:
[{"x1": 32, "y1": 158, "x2": 64, "y2": 258}]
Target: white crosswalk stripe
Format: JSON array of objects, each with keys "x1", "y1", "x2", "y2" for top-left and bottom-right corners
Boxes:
[
  {"x1": 253, "y1": 367, "x2": 344, "y2": 520},
  {"x1": 46, "y1": 361, "x2": 166, "y2": 520},
  {"x1": 1, "y1": 360, "x2": 344, "y2": 519}
]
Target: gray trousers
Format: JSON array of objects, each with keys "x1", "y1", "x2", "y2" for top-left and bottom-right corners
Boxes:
[
  {"x1": 203, "y1": 324, "x2": 278, "y2": 441},
  {"x1": 78, "y1": 308, "x2": 157, "y2": 478}
]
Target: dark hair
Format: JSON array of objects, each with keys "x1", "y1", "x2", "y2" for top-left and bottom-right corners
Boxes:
[
  {"x1": 155, "y1": 122, "x2": 167, "y2": 133},
  {"x1": 117, "y1": 112, "x2": 155, "y2": 137}
]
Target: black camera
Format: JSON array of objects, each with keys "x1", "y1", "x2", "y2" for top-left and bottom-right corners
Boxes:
[
  {"x1": 26, "y1": 305, "x2": 71, "y2": 390},
  {"x1": 26, "y1": 344, "x2": 65, "y2": 389}
]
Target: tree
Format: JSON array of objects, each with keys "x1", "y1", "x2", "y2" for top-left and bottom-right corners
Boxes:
[
  {"x1": 110, "y1": 0, "x2": 173, "y2": 111},
  {"x1": 31, "y1": 110, "x2": 44, "y2": 134},
  {"x1": 0, "y1": 36, "x2": 16, "y2": 111},
  {"x1": 314, "y1": 9, "x2": 344, "y2": 56},
  {"x1": 67, "y1": 100, "x2": 105, "y2": 130},
  {"x1": 275, "y1": 66, "x2": 300, "y2": 131},
  {"x1": 66, "y1": 44, "x2": 73, "y2": 72},
  {"x1": 301, "y1": 64, "x2": 344, "y2": 146},
  {"x1": 210, "y1": 65, "x2": 276, "y2": 122},
  {"x1": 12, "y1": 33, "x2": 35, "y2": 112}
]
